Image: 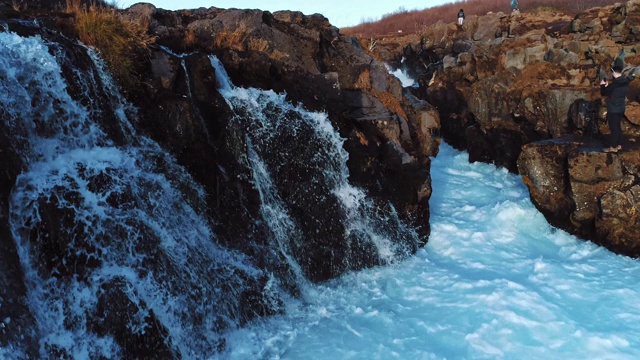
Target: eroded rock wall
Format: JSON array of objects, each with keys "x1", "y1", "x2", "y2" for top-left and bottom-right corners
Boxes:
[
  {"x1": 519, "y1": 138, "x2": 640, "y2": 256},
  {"x1": 374, "y1": 0, "x2": 640, "y2": 256},
  {"x1": 122, "y1": 3, "x2": 442, "y2": 278},
  {"x1": 0, "y1": 3, "x2": 442, "y2": 356},
  {"x1": 129, "y1": 4, "x2": 440, "y2": 239}
]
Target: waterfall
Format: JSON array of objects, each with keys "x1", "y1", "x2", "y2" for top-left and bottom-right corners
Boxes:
[
  {"x1": 246, "y1": 139, "x2": 308, "y2": 286},
  {"x1": 1, "y1": 31, "x2": 267, "y2": 358},
  {"x1": 386, "y1": 62, "x2": 416, "y2": 88},
  {"x1": 1, "y1": 28, "x2": 421, "y2": 358},
  {"x1": 210, "y1": 56, "x2": 419, "y2": 276}
]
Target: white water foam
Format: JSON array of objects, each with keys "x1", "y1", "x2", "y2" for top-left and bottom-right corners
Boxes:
[
  {"x1": 2, "y1": 32, "x2": 263, "y2": 358},
  {"x1": 222, "y1": 143, "x2": 640, "y2": 360},
  {"x1": 210, "y1": 56, "x2": 418, "y2": 267},
  {"x1": 386, "y1": 61, "x2": 416, "y2": 88}
]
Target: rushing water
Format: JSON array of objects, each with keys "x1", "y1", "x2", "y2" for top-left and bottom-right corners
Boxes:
[
  {"x1": 1, "y1": 32, "x2": 264, "y2": 358},
  {"x1": 223, "y1": 143, "x2": 640, "y2": 360},
  {"x1": 388, "y1": 63, "x2": 416, "y2": 88},
  {"x1": 2, "y1": 30, "x2": 417, "y2": 358},
  {"x1": 4, "y1": 28, "x2": 640, "y2": 360},
  {"x1": 210, "y1": 56, "x2": 419, "y2": 273}
]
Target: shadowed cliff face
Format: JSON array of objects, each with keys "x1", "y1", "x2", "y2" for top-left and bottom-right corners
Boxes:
[{"x1": 374, "y1": 1, "x2": 640, "y2": 257}]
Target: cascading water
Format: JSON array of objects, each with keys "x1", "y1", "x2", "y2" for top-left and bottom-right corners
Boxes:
[
  {"x1": 387, "y1": 62, "x2": 416, "y2": 88},
  {"x1": 1, "y1": 31, "x2": 269, "y2": 358},
  {"x1": 245, "y1": 139, "x2": 307, "y2": 286},
  {"x1": 8, "y1": 18, "x2": 640, "y2": 360},
  {"x1": 222, "y1": 143, "x2": 640, "y2": 360},
  {"x1": 1, "y1": 28, "x2": 422, "y2": 358},
  {"x1": 210, "y1": 56, "x2": 419, "y2": 279}
]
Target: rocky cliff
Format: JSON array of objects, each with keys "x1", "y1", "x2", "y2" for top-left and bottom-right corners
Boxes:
[
  {"x1": 6, "y1": 0, "x2": 640, "y2": 356},
  {"x1": 374, "y1": 1, "x2": 640, "y2": 256},
  {"x1": 118, "y1": 3, "x2": 442, "y2": 280}
]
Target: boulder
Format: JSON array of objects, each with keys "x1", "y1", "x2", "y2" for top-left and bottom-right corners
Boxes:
[{"x1": 518, "y1": 136, "x2": 640, "y2": 255}]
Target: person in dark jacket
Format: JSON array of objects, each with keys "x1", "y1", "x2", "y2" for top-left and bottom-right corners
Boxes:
[
  {"x1": 457, "y1": 9, "x2": 465, "y2": 26},
  {"x1": 600, "y1": 57, "x2": 629, "y2": 152}
]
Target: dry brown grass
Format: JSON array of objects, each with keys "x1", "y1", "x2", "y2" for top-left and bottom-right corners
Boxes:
[
  {"x1": 213, "y1": 23, "x2": 271, "y2": 53},
  {"x1": 213, "y1": 24, "x2": 248, "y2": 51},
  {"x1": 377, "y1": 91, "x2": 407, "y2": 120},
  {"x1": 247, "y1": 38, "x2": 269, "y2": 52},
  {"x1": 354, "y1": 69, "x2": 372, "y2": 91},
  {"x1": 65, "y1": 0, "x2": 83, "y2": 13},
  {"x1": 67, "y1": 1, "x2": 155, "y2": 91},
  {"x1": 343, "y1": 0, "x2": 623, "y2": 37},
  {"x1": 270, "y1": 49, "x2": 289, "y2": 61},
  {"x1": 11, "y1": 0, "x2": 27, "y2": 11},
  {"x1": 183, "y1": 28, "x2": 197, "y2": 49}
]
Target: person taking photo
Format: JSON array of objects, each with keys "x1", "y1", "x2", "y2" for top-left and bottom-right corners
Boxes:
[{"x1": 600, "y1": 58, "x2": 630, "y2": 153}]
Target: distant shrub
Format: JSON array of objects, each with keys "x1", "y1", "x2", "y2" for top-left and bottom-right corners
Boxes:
[
  {"x1": 343, "y1": 0, "x2": 623, "y2": 37},
  {"x1": 530, "y1": 6, "x2": 558, "y2": 14}
]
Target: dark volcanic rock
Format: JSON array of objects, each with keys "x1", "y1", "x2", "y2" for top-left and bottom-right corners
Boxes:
[
  {"x1": 376, "y1": 2, "x2": 640, "y2": 172},
  {"x1": 517, "y1": 138, "x2": 580, "y2": 231},
  {"x1": 102, "y1": 0, "x2": 437, "y2": 289},
  {"x1": 0, "y1": 123, "x2": 38, "y2": 358},
  {"x1": 137, "y1": 4, "x2": 438, "y2": 234},
  {"x1": 1, "y1": 0, "x2": 437, "y2": 356},
  {"x1": 92, "y1": 278, "x2": 177, "y2": 359}
]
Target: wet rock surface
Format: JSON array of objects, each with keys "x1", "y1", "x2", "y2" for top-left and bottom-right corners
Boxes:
[{"x1": 0, "y1": 2, "x2": 441, "y2": 356}]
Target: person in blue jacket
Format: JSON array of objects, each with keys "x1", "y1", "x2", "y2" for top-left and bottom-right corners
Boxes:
[{"x1": 511, "y1": 0, "x2": 519, "y2": 12}]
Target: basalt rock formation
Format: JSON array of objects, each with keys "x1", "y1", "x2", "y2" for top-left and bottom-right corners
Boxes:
[{"x1": 374, "y1": 1, "x2": 640, "y2": 256}]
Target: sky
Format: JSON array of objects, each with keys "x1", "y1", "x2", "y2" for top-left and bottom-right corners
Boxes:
[{"x1": 116, "y1": 0, "x2": 456, "y2": 28}]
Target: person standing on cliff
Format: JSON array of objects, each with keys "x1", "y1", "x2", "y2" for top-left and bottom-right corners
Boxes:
[
  {"x1": 510, "y1": 0, "x2": 519, "y2": 13},
  {"x1": 457, "y1": 9, "x2": 465, "y2": 26},
  {"x1": 600, "y1": 57, "x2": 630, "y2": 153}
]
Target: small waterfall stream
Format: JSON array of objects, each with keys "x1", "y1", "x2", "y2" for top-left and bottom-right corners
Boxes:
[{"x1": 210, "y1": 56, "x2": 419, "y2": 274}]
